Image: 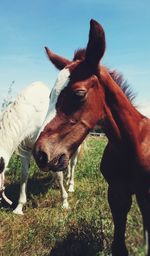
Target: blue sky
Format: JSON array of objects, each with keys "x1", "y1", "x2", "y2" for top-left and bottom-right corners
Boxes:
[{"x1": 0, "y1": 0, "x2": 150, "y2": 113}]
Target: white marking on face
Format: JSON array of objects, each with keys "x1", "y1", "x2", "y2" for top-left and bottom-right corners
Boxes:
[
  {"x1": 49, "y1": 68, "x2": 70, "y2": 105},
  {"x1": 39, "y1": 68, "x2": 70, "y2": 134}
]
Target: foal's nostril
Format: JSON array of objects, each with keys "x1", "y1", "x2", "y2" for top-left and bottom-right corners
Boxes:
[
  {"x1": 37, "y1": 150, "x2": 48, "y2": 168},
  {"x1": 48, "y1": 153, "x2": 68, "y2": 171},
  {"x1": 51, "y1": 154, "x2": 66, "y2": 167}
]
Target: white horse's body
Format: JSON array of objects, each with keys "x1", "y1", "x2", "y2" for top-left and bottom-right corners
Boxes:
[{"x1": 0, "y1": 82, "x2": 79, "y2": 214}]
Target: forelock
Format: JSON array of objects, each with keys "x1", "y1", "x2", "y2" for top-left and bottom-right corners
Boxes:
[
  {"x1": 38, "y1": 68, "x2": 71, "y2": 133},
  {"x1": 49, "y1": 68, "x2": 70, "y2": 105},
  {"x1": 73, "y1": 49, "x2": 86, "y2": 61}
]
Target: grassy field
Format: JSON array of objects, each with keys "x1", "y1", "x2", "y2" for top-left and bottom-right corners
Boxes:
[{"x1": 0, "y1": 136, "x2": 145, "y2": 256}]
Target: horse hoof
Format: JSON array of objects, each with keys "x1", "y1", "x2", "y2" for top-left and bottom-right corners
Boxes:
[
  {"x1": 62, "y1": 201, "x2": 69, "y2": 209},
  {"x1": 68, "y1": 185, "x2": 74, "y2": 193},
  {"x1": 13, "y1": 208, "x2": 24, "y2": 215}
]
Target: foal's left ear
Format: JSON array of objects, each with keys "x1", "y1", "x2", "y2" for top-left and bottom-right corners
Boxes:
[
  {"x1": 45, "y1": 47, "x2": 71, "y2": 70},
  {"x1": 85, "y1": 19, "x2": 106, "y2": 70}
]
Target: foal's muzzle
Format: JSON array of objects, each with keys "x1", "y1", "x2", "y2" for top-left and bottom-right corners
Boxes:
[{"x1": 34, "y1": 148, "x2": 69, "y2": 172}]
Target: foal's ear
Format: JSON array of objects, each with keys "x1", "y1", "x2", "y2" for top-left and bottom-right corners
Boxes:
[
  {"x1": 45, "y1": 47, "x2": 71, "y2": 70},
  {"x1": 0, "y1": 157, "x2": 5, "y2": 173},
  {"x1": 85, "y1": 19, "x2": 106, "y2": 70}
]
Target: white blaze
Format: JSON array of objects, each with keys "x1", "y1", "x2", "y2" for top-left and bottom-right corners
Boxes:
[{"x1": 39, "y1": 68, "x2": 70, "y2": 134}]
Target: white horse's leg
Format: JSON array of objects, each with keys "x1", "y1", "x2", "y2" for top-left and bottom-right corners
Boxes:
[
  {"x1": 13, "y1": 151, "x2": 31, "y2": 215},
  {"x1": 68, "y1": 146, "x2": 81, "y2": 193},
  {"x1": 68, "y1": 162, "x2": 75, "y2": 193},
  {"x1": 56, "y1": 171, "x2": 69, "y2": 209},
  {"x1": 66, "y1": 161, "x2": 71, "y2": 186}
]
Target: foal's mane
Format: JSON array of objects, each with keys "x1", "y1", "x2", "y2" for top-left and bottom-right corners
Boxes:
[
  {"x1": 109, "y1": 70, "x2": 136, "y2": 104},
  {"x1": 73, "y1": 49, "x2": 136, "y2": 104}
]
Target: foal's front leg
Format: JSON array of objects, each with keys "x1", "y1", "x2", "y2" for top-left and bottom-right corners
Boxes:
[
  {"x1": 13, "y1": 151, "x2": 31, "y2": 215},
  {"x1": 136, "y1": 189, "x2": 150, "y2": 256},
  {"x1": 108, "y1": 184, "x2": 132, "y2": 256}
]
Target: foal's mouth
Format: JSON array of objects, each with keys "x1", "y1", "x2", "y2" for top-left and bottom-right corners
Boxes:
[{"x1": 47, "y1": 153, "x2": 69, "y2": 172}]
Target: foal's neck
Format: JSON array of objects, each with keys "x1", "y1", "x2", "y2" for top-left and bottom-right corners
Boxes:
[{"x1": 101, "y1": 67, "x2": 143, "y2": 150}]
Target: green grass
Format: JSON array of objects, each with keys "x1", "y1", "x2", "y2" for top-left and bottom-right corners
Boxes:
[{"x1": 0, "y1": 136, "x2": 145, "y2": 256}]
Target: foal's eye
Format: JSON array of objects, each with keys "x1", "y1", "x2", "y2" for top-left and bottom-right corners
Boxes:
[
  {"x1": 69, "y1": 119, "x2": 77, "y2": 125},
  {"x1": 73, "y1": 89, "x2": 87, "y2": 100}
]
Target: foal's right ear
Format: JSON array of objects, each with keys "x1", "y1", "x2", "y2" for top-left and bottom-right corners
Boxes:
[
  {"x1": 0, "y1": 157, "x2": 5, "y2": 173},
  {"x1": 45, "y1": 47, "x2": 71, "y2": 70},
  {"x1": 85, "y1": 19, "x2": 106, "y2": 70}
]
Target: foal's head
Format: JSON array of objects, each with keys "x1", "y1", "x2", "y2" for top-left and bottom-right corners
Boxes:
[{"x1": 33, "y1": 19, "x2": 107, "y2": 171}]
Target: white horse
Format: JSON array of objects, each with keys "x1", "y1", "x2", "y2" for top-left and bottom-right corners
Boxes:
[{"x1": 0, "y1": 81, "x2": 80, "y2": 214}]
